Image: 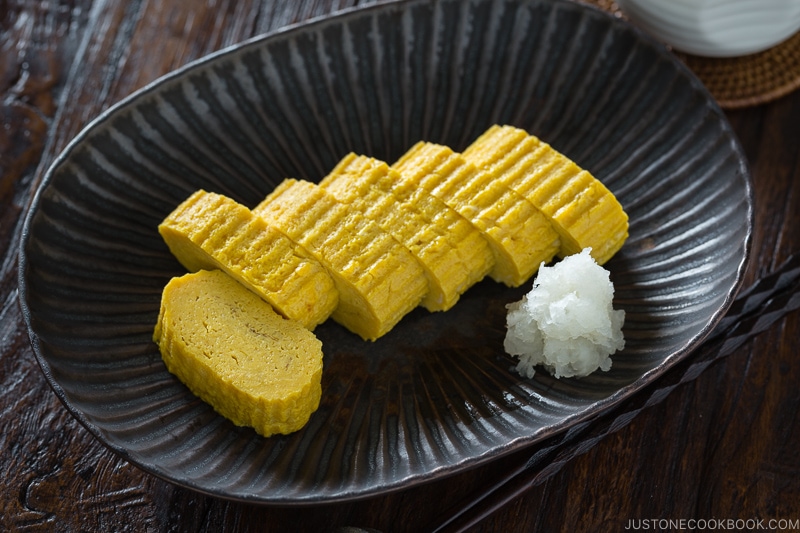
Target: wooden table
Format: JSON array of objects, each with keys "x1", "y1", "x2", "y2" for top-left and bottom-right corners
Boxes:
[{"x1": 2, "y1": 1, "x2": 798, "y2": 531}]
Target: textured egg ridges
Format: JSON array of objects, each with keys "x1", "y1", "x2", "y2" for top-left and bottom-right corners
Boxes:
[{"x1": 158, "y1": 124, "x2": 629, "y2": 341}]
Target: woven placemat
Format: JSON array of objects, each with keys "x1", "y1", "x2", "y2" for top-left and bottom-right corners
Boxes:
[{"x1": 578, "y1": 0, "x2": 800, "y2": 109}]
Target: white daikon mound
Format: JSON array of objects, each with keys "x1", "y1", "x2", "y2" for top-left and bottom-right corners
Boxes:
[{"x1": 504, "y1": 248, "x2": 625, "y2": 379}]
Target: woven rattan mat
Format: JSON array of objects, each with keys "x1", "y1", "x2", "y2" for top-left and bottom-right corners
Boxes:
[{"x1": 579, "y1": 0, "x2": 800, "y2": 109}]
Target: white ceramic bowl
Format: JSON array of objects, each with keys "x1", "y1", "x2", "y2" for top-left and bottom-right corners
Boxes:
[{"x1": 616, "y1": 0, "x2": 800, "y2": 57}]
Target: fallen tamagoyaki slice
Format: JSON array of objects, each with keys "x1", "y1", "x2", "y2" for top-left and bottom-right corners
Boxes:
[
  {"x1": 462, "y1": 125, "x2": 628, "y2": 264},
  {"x1": 158, "y1": 190, "x2": 338, "y2": 330},
  {"x1": 253, "y1": 179, "x2": 428, "y2": 341},
  {"x1": 392, "y1": 141, "x2": 560, "y2": 287},
  {"x1": 153, "y1": 269, "x2": 323, "y2": 437},
  {"x1": 319, "y1": 153, "x2": 494, "y2": 312}
]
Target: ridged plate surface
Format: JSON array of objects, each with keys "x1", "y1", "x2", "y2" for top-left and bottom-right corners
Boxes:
[{"x1": 19, "y1": 0, "x2": 752, "y2": 504}]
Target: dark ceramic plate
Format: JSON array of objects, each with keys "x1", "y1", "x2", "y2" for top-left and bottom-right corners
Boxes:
[{"x1": 19, "y1": 0, "x2": 752, "y2": 504}]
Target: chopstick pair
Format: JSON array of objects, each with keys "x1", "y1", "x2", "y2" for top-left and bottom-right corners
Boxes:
[{"x1": 430, "y1": 253, "x2": 800, "y2": 533}]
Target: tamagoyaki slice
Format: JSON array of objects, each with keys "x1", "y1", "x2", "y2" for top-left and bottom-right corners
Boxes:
[
  {"x1": 462, "y1": 125, "x2": 628, "y2": 264},
  {"x1": 392, "y1": 141, "x2": 560, "y2": 287},
  {"x1": 153, "y1": 269, "x2": 323, "y2": 437},
  {"x1": 253, "y1": 179, "x2": 428, "y2": 341},
  {"x1": 319, "y1": 153, "x2": 494, "y2": 312},
  {"x1": 158, "y1": 190, "x2": 338, "y2": 330}
]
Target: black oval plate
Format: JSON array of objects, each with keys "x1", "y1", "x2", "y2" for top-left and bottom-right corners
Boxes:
[{"x1": 18, "y1": 0, "x2": 752, "y2": 504}]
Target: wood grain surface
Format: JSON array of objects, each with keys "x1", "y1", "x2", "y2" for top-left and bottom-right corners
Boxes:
[{"x1": 1, "y1": 1, "x2": 798, "y2": 531}]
